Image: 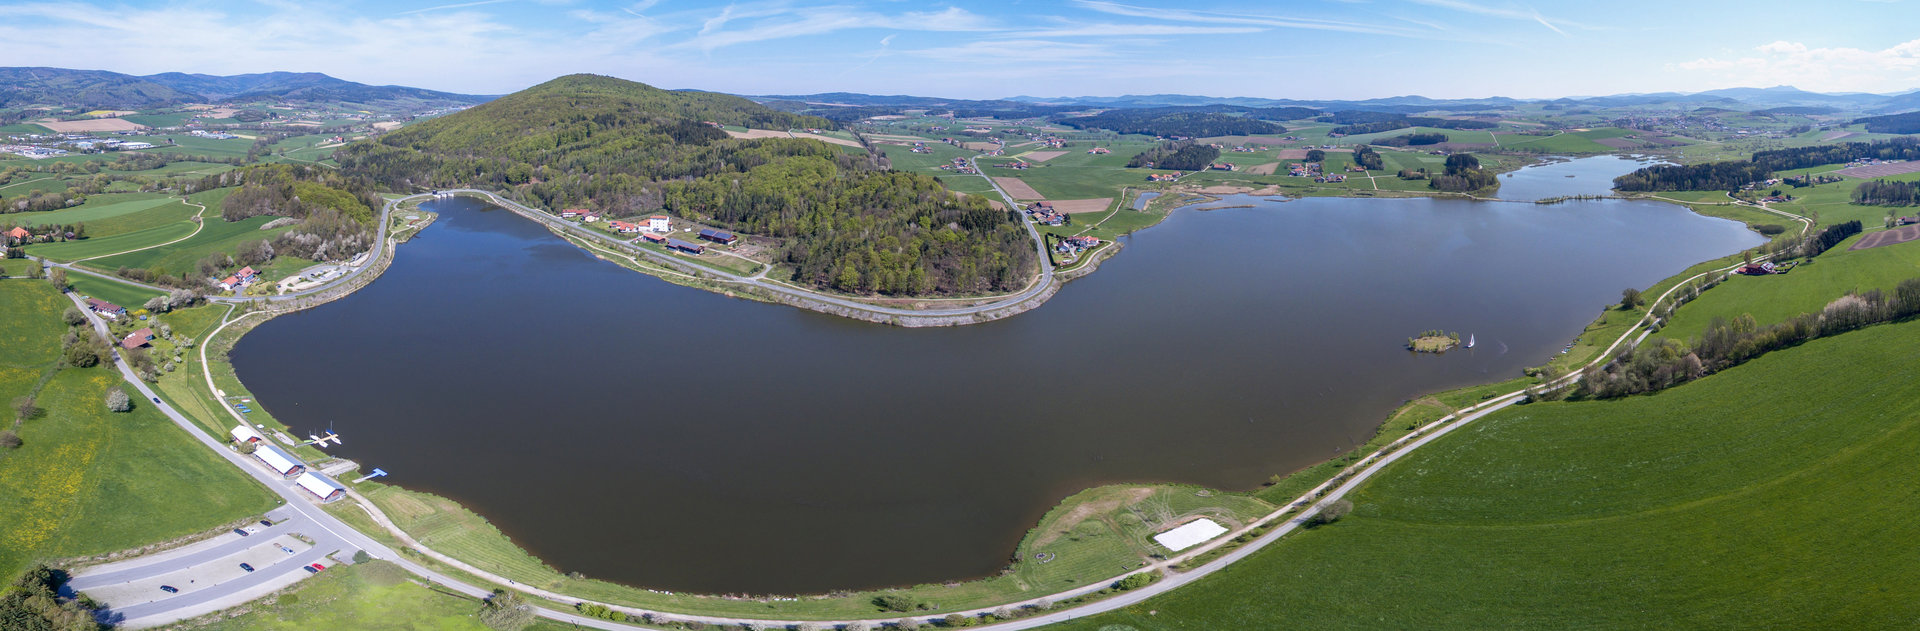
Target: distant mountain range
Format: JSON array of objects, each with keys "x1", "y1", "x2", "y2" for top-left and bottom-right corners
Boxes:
[
  {"x1": 0, "y1": 67, "x2": 492, "y2": 109},
  {"x1": 756, "y1": 85, "x2": 1920, "y2": 115}
]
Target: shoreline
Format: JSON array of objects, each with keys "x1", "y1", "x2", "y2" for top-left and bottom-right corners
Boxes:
[{"x1": 112, "y1": 156, "x2": 1810, "y2": 627}]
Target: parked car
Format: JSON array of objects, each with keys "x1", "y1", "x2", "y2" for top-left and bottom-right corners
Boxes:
[
  {"x1": 239, "y1": 563, "x2": 254, "y2": 573},
  {"x1": 159, "y1": 585, "x2": 178, "y2": 593},
  {"x1": 308, "y1": 563, "x2": 325, "y2": 572},
  {"x1": 302, "y1": 566, "x2": 318, "y2": 574},
  {"x1": 280, "y1": 546, "x2": 294, "y2": 555},
  {"x1": 259, "y1": 520, "x2": 273, "y2": 527},
  {"x1": 151, "y1": 397, "x2": 161, "y2": 403},
  {"x1": 232, "y1": 528, "x2": 249, "y2": 537}
]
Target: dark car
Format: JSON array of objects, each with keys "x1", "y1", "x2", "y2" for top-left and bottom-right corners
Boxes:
[
  {"x1": 151, "y1": 397, "x2": 161, "y2": 403},
  {"x1": 301, "y1": 565, "x2": 318, "y2": 574},
  {"x1": 232, "y1": 528, "x2": 249, "y2": 537},
  {"x1": 259, "y1": 520, "x2": 272, "y2": 527},
  {"x1": 159, "y1": 585, "x2": 178, "y2": 593},
  {"x1": 239, "y1": 563, "x2": 254, "y2": 573}
]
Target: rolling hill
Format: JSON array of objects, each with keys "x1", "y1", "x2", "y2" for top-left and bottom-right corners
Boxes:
[
  {"x1": 339, "y1": 74, "x2": 1039, "y2": 297},
  {"x1": 0, "y1": 67, "x2": 488, "y2": 109}
]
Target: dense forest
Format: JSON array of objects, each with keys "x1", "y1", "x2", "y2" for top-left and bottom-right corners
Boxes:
[
  {"x1": 1127, "y1": 141, "x2": 1220, "y2": 171},
  {"x1": 338, "y1": 74, "x2": 1035, "y2": 297},
  {"x1": 1854, "y1": 111, "x2": 1920, "y2": 134},
  {"x1": 1375, "y1": 132, "x2": 1448, "y2": 147},
  {"x1": 1059, "y1": 106, "x2": 1285, "y2": 137},
  {"x1": 1616, "y1": 137, "x2": 1920, "y2": 192},
  {"x1": 1854, "y1": 179, "x2": 1920, "y2": 206},
  {"x1": 1430, "y1": 153, "x2": 1496, "y2": 192},
  {"x1": 1327, "y1": 112, "x2": 1498, "y2": 135}
]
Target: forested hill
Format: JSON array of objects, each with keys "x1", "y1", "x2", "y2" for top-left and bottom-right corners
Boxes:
[{"x1": 339, "y1": 74, "x2": 1038, "y2": 296}]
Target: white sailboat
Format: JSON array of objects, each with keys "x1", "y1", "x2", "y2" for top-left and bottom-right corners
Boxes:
[{"x1": 1466, "y1": 334, "x2": 1475, "y2": 349}]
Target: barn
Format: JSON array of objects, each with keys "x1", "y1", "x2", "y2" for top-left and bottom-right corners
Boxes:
[
  {"x1": 667, "y1": 238, "x2": 706, "y2": 254},
  {"x1": 294, "y1": 471, "x2": 347, "y2": 503},
  {"x1": 697, "y1": 228, "x2": 738, "y2": 245},
  {"x1": 252, "y1": 443, "x2": 306, "y2": 478}
]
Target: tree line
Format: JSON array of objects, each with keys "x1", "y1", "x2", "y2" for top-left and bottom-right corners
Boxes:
[
  {"x1": 1853, "y1": 111, "x2": 1920, "y2": 134},
  {"x1": 1854, "y1": 179, "x2": 1920, "y2": 206},
  {"x1": 1127, "y1": 141, "x2": 1220, "y2": 171},
  {"x1": 1616, "y1": 137, "x2": 1920, "y2": 192},
  {"x1": 1350, "y1": 146, "x2": 1383, "y2": 171},
  {"x1": 1375, "y1": 132, "x2": 1448, "y2": 147}
]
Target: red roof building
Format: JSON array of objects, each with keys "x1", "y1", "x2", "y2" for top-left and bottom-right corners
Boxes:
[
  {"x1": 121, "y1": 328, "x2": 154, "y2": 349},
  {"x1": 4, "y1": 227, "x2": 28, "y2": 240}
]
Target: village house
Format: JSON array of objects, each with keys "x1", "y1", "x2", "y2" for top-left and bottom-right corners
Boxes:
[
  {"x1": 120, "y1": 328, "x2": 155, "y2": 350},
  {"x1": 1087, "y1": 147, "x2": 1110, "y2": 154},
  {"x1": 1065, "y1": 235, "x2": 1099, "y2": 249},
  {"x1": 559, "y1": 208, "x2": 588, "y2": 219},
  {"x1": 609, "y1": 220, "x2": 642, "y2": 234},
  {"x1": 217, "y1": 275, "x2": 241, "y2": 291},
  {"x1": 1210, "y1": 163, "x2": 1236, "y2": 171},
  {"x1": 86, "y1": 298, "x2": 126, "y2": 319},
  {"x1": 5, "y1": 226, "x2": 29, "y2": 243},
  {"x1": 648, "y1": 215, "x2": 672, "y2": 233}
]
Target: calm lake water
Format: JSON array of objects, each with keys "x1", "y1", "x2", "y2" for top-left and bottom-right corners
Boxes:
[{"x1": 231, "y1": 156, "x2": 1764, "y2": 595}]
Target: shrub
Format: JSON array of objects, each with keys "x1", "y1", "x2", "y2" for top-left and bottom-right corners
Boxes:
[
  {"x1": 874, "y1": 594, "x2": 920, "y2": 612},
  {"x1": 1304, "y1": 499, "x2": 1354, "y2": 528},
  {"x1": 61, "y1": 307, "x2": 85, "y2": 326},
  {"x1": 480, "y1": 589, "x2": 534, "y2": 631},
  {"x1": 0, "y1": 430, "x2": 20, "y2": 449},
  {"x1": 105, "y1": 387, "x2": 132, "y2": 413},
  {"x1": 1113, "y1": 571, "x2": 1155, "y2": 591}
]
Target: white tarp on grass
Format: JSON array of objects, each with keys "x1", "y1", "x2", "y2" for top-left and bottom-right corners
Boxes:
[{"x1": 1153, "y1": 518, "x2": 1229, "y2": 552}]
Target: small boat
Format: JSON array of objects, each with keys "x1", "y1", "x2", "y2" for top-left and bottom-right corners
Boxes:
[{"x1": 1466, "y1": 334, "x2": 1475, "y2": 349}]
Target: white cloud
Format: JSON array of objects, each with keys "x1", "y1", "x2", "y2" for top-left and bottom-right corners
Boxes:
[
  {"x1": 1405, "y1": 0, "x2": 1591, "y2": 37},
  {"x1": 1667, "y1": 39, "x2": 1920, "y2": 93},
  {"x1": 677, "y1": 5, "x2": 997, "y2": 51},
  {"x1": 1072, "y1": 0, "x2": 1427, "y2": 37}
]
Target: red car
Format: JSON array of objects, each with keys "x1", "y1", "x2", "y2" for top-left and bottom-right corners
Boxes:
[{"x1": 308, "y1": 563, "x2": 326, "y2": 572}]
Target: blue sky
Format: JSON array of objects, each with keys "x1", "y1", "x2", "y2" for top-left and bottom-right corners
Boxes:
[{"x1": 2, "y1": 0, "x2": 1918, "y2": 99}]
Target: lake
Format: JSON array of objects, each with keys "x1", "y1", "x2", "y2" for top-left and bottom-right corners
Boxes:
[{"x1": 230, "y1": 156, "x2": 1764, "y2": 595}]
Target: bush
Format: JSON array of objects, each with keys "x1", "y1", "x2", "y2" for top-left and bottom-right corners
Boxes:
[
  {"x1": 1303, "y1": 499, "x2": 1354, "y2": 528},
  {"x1": 62, "y1": 307, "x2": 85, "y2": 326},
  {"x1": 479, "y1": 589, "x2": 534, "y2": 631},
  {"x1": 105, "y1": 387, "x2": 132, "y2": 413},
  {"x1": 0, "y1": 430, "x2": 20, "y2": 449},
  {"x1": 1113, "y1": 571, "x2": 1155, "y2": 591},
  {"x1": 874, "y1": 594, "x2": 921, "y2": 612},
  {"x1": 942, "y1": 613, "x2": 972, "y2": 627}
]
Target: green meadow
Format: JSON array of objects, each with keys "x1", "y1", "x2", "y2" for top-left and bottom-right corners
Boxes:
[
  {"x1": 0, "y1": 282, "x2": 275, "y2": 577},
  {"x1": 1052, "y1": 315, "x2": 1920, "y2": 630}
]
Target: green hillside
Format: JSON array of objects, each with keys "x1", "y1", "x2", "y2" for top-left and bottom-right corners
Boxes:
[
  {"x1": 340, "y1": 74, "x2": 1038, "y2": 295},
  {"x1": 1052, "y1": 316, "x2": 1920, "y2": 630}
]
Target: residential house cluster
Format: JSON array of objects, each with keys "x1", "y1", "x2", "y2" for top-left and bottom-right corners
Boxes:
[
  {"x1": 1087, "y1": 147, "x2": 1111, "y2": 155},
  {"x1": 1209, "y1": 163, "x2": 1237, "y2": 171},
  {"x1": 86, "y1": 298, "x2": 127, "y2": 319},
  {"x1": 1054, "y1": 235, "x2": 1099, "y2": 254},
  {"x1": 938, "y1": 158, "x2": 977, "y2": 174},
  {"x1": 1025, "y1": 202, "x2": 1066, "y2": 226},
  {"x1": 560, "y1": 208, "x2": 602, "y2": 222},
  {"x1": 1288, "y1": 162, "x2": 1322, "y2": 178},
  {"x1": 1146, "y1": 172, "x2": 1179, "y2": 182},
  {"x1": 1315, "y1": 174, "x2": 1347, "y2": 183},
  {"x1": 996, "y1": 161, "x2": 1032, "y2": 170}
]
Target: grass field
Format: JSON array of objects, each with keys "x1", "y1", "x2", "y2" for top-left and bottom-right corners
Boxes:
[
  {"x1": 349, "y1": 475, "x2": 1270, "y2": 621},
  {"x1": 67, "y1": 273, "x2": 164, "y2": 308},
  {"x1": 87, "y1": 216, "x2": 290, "y2": 277},
  {"x1": 26, "y1": 221, "x2": 200, "y2": 262},
  {"x1": 9, "y1": 193, "x2": 200, "y2": 238},
  {"x1": 1053, "y1": 315, "x2": 1920, "y2": 630},
  {"x1": 167, "y1": 560, "x2": 574, "y2": 631},
  {"x1": 0, "y1": 282, "x2": 276, "y2": 577}
]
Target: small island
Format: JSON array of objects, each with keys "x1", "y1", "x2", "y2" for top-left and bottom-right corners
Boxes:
[{"x1": 1407, "y1": 330, "x2": 1462, "y2": 353}]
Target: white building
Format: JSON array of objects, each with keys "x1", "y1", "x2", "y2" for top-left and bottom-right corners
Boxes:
[
  {"x1": 647, "y1": 215, "x2": 671, "y2": 233},
  {"x1": 252, "y1": 443, "x2": 306, "y2": 477},
  {"x1": 294, "y1": 471, "x2": 346, "y2": 503}
]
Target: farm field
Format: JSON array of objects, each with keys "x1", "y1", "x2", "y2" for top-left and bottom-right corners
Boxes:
[
  {"x1": 0, "y1": 282, "x2": 276, "y2": 577},
  {"x1": 1656, "y1": 232, "x2": 1920, "y2": 341},
  {"x1": 87, "y1": 215, "x2": 296, "y2": 278},
  {"x1": 1053, "y1": 316, "x2": 1920, "y2": 630},
  {"x1": 8, "y1": 193, "x2": 200, "y2": 238},
  {"x1": 26, "y1": 221, "x2": 200, "y2": 262}
]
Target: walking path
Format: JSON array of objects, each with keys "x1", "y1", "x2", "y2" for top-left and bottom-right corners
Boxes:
[{"x1": 72, "y1": 197, "x2": 209, "y2": 263}]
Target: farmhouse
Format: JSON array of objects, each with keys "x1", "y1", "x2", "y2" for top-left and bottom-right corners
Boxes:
[
  {"x1": 609, "y1": 220, "x2": 642, "y2": 233},
  {"x1": 5, "y1": 226, "x2": 29, "y2": 242},
  {"x1": 1087, "y1": 147, "x2": 1110, "y2": 154},
  {"x1": 1738, "y1": 262, "x2": 1778, "y2": 275},
  {"x1": 698, "y1": 228, "x2": 738, "y2": 245},
  {"x1": 1066, "y1": 235, "x2": 1099, "y2": 248},
  {"x1": 666, "y1": 238, "x2": 706, "y2": 254},
  {"x1": 294, "y1": 471, "x2": 347, "y2": 503},
  {"x1": 85, "y1": 298, "x2": 126, "y2": 319},
  {"x1": 252, "y1": 443, "x2": 306, "y2": 478},
  {"x1": 640, "y1": 232, "x2": 667, "y2": 244},
  {"x1": 120, "y1": 328, "x2": 154, "y2": 350},
  {"x1": 559, "y1": 208, "x2": 588, "y2": 219},
  {"x1": 1210, "y1": 163, "x2": 1236, "y2": 171},
  {"x1": 648, "y1": 215, "x2": 671, "y2": 233}
]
